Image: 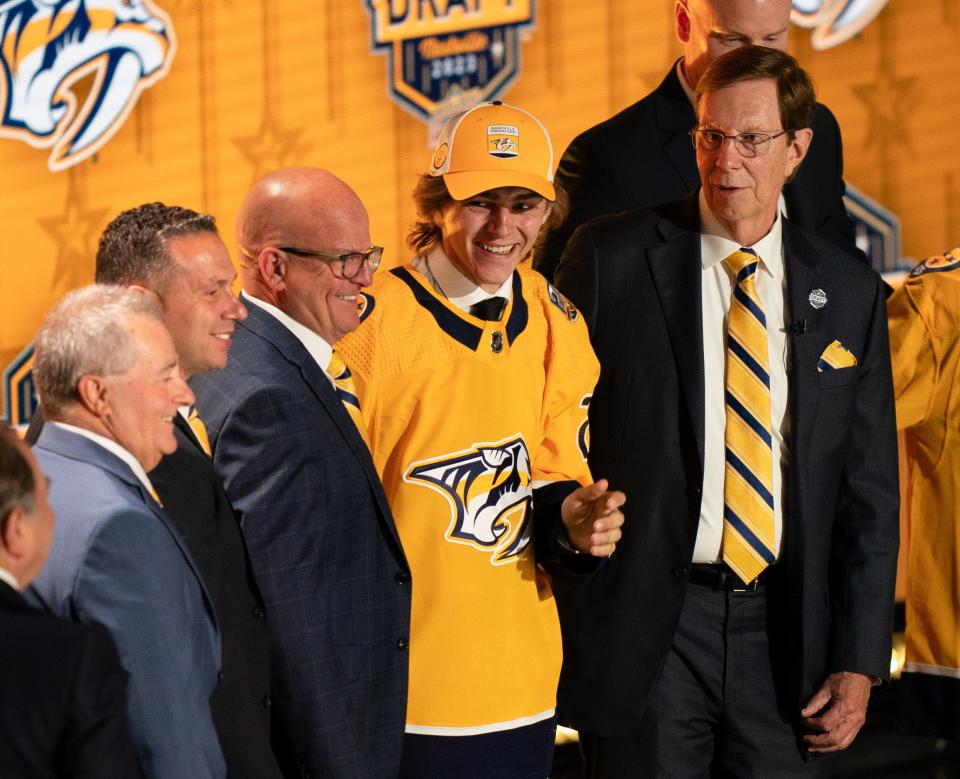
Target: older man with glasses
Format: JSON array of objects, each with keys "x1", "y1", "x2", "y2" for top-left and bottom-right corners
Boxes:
[
  {"x1": 553, "y1": 46, "x2": 897, "y2": 777},
  {"x1": 189, "y1": 167, "x2": 410, "y2": 779}
]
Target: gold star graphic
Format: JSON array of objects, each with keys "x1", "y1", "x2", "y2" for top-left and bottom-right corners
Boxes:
[
  {"x1": 234, "y1": 115, "x2": 311, "y2": 183},
  {"x1": 852, "y1": 68, "x2": 921, "y2": 150},
  {"x1": 37, "y1": 172, "x2": 108, "y2": 293}
]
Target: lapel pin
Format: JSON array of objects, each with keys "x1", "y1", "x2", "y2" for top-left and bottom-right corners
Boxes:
[{"x1": 808, "y1": 288, "x2": 827, "y2": 310}]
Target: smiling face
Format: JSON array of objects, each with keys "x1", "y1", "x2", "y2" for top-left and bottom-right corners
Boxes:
[
  {"x1": 280, "y1": 209, "x2": 374, "y2": 345},
  {"x1": 439, "y1": 187, "x2": 551, "y2": 293},
  {"x1": 158, "y1": 232, "x2": 247, "y2": 379},
  {"x1": 103, "y1": 315, "x2": 194, "y2": 472},
  {"x1": 697, "y1": 77, "x2": 809, "y2": 246},
  {"x1": 677, "y1": 0, "x2": 791, "y2": 89}
]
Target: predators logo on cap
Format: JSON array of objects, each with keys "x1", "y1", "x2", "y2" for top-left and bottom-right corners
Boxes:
[{"x1": 487, "y1": 125, "x2": 519, "y2": 159}]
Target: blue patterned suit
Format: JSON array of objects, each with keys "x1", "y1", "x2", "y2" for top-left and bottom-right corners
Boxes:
[{"x1": 190, "y1": 300, "x2": 411, "y2": 779}]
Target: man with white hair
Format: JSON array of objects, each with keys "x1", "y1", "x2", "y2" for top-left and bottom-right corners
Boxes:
[{"x1": 26, "y1": 285, "x2": 224, "y2": 779}]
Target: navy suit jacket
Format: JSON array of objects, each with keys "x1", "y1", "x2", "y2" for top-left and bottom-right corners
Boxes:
[
  {"x1": 552, "y1": 193, "x2": 899, "y2": 738},
  {"x1": 0, "y1": 580, "x2": 141, "y2": 778},
  {"x1": 537, "y1": 62, "x2": 863, "y2": 280},
  {"x1": 26, "y1": 424, "x2": 225, "y2": 779},
  {"x1": 190, "y1": 300, "x2": 411, "y2": 779}
]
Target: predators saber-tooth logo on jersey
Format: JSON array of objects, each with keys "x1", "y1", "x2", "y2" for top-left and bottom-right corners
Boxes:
[
  {"x1": 0, "y1": 0, "x2": 176, "y2": 171},
  {"x1": 404, "y1": 434, "x2": 533, "y2": 565}
]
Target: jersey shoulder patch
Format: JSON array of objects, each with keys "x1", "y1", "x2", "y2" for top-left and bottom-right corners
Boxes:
[
  {"x1": 910, "y1": 247, "x2": 960, "y2": 277},
  {"x1": 545, "y1": 281, "x2": 580, "y2": 323}
]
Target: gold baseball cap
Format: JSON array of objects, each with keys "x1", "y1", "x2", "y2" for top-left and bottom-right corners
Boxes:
[{"x1": 429, "y1": 101, "x2": 556, "y2": 201}]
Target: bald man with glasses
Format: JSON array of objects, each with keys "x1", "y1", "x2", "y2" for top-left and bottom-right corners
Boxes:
[{"x1": 190, "y1": 167, "x2": 410, "y2": 779}]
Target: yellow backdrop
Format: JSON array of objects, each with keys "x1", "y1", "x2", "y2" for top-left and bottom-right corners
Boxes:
[{"x1": 1, "y1": 0, "x2": 956, "y2": 393}]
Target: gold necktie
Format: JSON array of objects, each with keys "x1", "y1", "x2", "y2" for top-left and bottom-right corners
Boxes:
[
  {"x1": 147, "y1": 482, "x2": 163, "y2": 507},
  {"x1": 186, "y1": 407, "x2": 212, "y2": 457},
  {"x1": 327, "y1": 351, "x2": 366, "y2": 439},
  {"x1": 721, "y1": 249, "x2": 776, "y2": 583}
]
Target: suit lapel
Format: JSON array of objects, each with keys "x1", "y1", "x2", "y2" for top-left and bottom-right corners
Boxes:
[
  {"x1": 0, "y1": 580, "x2": 33, "y2": 613},
  {"x1": 173, "y1": 412, "x2": 205, "y2": 455},
  {"x1": 35, "y1": 424, "x2": 218, "y2": 621},
  {"x1": 783, "y1": 220, "x2": 833, "y2": 516},
  {"x1": 239, "y1": 303, "x2": 406, "y2": 553},
  {"x1": 655, "y1": 65, "x2": 700, "y2": 192},
  {"x1": 647, "y1": 197, "x2": 706, "y2": 468},
  {"x1": 239, "y1": 304, "x2": 367, "y2": 457}
]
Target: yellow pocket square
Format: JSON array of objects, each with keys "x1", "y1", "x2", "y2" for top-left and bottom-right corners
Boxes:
[{"x1": 817, "y1": 339, "x2": 858, "y2": 372}]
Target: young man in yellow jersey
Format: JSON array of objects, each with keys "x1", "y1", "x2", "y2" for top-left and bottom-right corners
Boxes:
[{"x1": 338, "y1": 102, "x2": 625, "y2": 777}]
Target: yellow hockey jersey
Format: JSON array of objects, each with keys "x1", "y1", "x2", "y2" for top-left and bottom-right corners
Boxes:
[
  {"x1": 888, "y1": 247, "x2": 960, "y2": 738},
  {"x1": 338, "y1": 261, "x2": 599, "y2": 734}
]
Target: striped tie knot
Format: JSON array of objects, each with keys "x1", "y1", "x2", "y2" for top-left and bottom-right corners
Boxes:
[
  {"x1": 723, "y1": 248, "x2": 759, "y2": 287},
  {"x1": 327, "y1": 351, "x2": 360, "y2": 411},
  {"x1": 327, "y1": 351, "x2": 367, "y2": 443}
]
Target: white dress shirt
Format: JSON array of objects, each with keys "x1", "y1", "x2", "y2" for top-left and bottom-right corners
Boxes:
[
  {"x1": 413, "y1": 246, "x2": 513, "y2": 311},
  {"x1": 50, "y1": 421, "x2": 160, "y2": 500},
  {"x1": 0, "y1": 566, "x2": 19, "y2": 591},
  {"x1": 241, "y1": 291, "x2": 336, "y2": 381},
  {"x1": 692, "y1": 190, "x2": 792, "y2": 563}
]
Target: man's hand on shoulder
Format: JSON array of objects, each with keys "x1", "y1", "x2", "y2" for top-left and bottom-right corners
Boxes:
[
  {"x1": 800, "y1": 671, "x2": 875, "y2": 753},
  {"x1": 560, "y1": 479, "x2": 625, "y2": 557}
]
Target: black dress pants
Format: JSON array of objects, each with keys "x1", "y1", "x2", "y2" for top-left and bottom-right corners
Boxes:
[{"x1": 580, "y1": 581, "x2": 830, "y2": 778}]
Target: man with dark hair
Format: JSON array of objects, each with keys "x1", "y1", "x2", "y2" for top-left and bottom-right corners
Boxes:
[
  {"x1": 536, "y1": 0, "x2": 863, "y2": 280},
  {"x1": 190, "y1": 167, "x2": 411, "y2": 779},
  {"x1": 0, "y1": 422, "x2": 141, "y2": 778},
  {"x1": 26, "y1": 203, "x2": 280, "y2": 778},
  {"x1": 554, "y1": 45, "x2": 898, "y2": 776},
  {"x1": 27, "y1": 285, "x2": 224, "y2": 778}
]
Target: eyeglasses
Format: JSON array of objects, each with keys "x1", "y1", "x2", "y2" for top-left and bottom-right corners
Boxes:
[
  {"x1": 278, "y1": 245, "x2": 383, "y2": 279},
  {"x1": 690, "y1": 128, "x2": 789, "y2": 158}
]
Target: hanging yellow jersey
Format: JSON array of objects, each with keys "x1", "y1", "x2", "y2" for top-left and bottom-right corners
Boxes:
[
  {"x1": 888, "y1": 247, "x2": 960, "y2": 739},
  {"x1": 338, "y1": 261, "x2": 599, "y2": 735}
]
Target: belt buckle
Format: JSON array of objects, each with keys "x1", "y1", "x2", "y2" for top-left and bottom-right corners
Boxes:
[{"x1": 732, "y1": 576, "x2": 760, "y2": 593}]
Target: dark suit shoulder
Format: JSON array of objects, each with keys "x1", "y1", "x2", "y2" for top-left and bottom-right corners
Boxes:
[
  {"x1": 788, "y1": 220, "x2": 879, "y2": 286},
  {"x1": 563, "y1": 66, "x2": 686, "y2": 155}
]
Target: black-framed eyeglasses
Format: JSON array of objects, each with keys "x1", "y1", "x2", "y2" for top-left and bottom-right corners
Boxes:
[
  {"x1": 277, "y1": 245, "x2": 383, "y2": 279},
  {"x1": 690, "y1": 128, "x2": 789, "y2": 158}
]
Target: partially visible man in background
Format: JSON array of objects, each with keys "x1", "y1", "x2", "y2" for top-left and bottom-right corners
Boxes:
[
  {"x1": 888, "y1": 247, "x2": 960, "y2": 742},
  {"x1": 0, "y1": 421, "x2": 141, "y2": 778},
  {"x1": 536, "y1": 0, "x2": 862, "y2": 279},
  {"x1": 27, "y1": 286, "x2": 225, "y2": 779}
]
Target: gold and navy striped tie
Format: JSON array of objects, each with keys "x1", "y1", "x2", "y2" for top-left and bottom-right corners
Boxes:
[
  {"x1": 186, "y1": 407, "x2": 212, "y2": 457},
  {"x1": 721, "y1": 248, "x2": 776, "y2": 583},
  {"x1": 327, "y1": 351, "x2": 366, "y2": 439}
]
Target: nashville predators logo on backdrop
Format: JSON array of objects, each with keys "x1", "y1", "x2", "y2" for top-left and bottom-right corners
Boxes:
[
  {"x1": 365, "y1": 0, "x2": 535, "y2": 125},
  {"x1": 405, "y1": 434, "x2": 533, "y2": 565},
  {"x1": 790, "y1": 0, "x2": 888, "y2": 50},
  {"x1": 0, "y1": 0, "x2": 176, "y2": 171}
]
